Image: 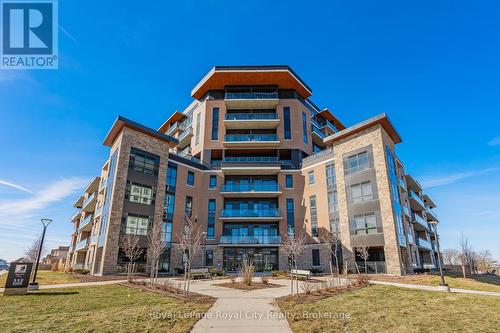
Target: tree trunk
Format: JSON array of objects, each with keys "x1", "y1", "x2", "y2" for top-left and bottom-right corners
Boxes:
[
  {"x1": 364, "y1": 259, "x2": 368, "y2": 276},
  {"x1": 294, "y1": 262, "x2": 299, "y2": 297},
  {"x1": 183, "y1": 262, "x2": 188, "y2": 295},
  {"x1": 335, "y1": 257, "x2": 341, "y2": 286}
]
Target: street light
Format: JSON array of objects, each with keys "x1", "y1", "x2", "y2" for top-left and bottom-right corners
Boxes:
[
  {"x1": 29, "y1": 218, "x2": 52, "y2": 290},
  {"x1": 428, "y1": 220, "x2": 449, "y2": 292}
]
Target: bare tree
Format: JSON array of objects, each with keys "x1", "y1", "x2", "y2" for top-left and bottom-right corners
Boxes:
[
  {"x1": 355, "y1": 236, "x2": 370, "y2": 275},
  {"x1": 147, "y1": 221, "x2": 166, "y2": 285},
  {"x1": 177, "y1": 214, "x2": 203, "y2": 295},
  {"x1": 442, "y1": 248, "x2": 460, "y2": 266},
  {"x1": 281, "y1": 228, "x2": 308, "y2": 296},
  {"x1": 320, "y1": 230, "x2": 342, "y2": 285},
  {"x1": 122, "y1": 234, "x2": 142, "y2": 281},
  {"x1": 459, "y1": 234, "x2": 473, "y2": 278},
  {"x1": 25, "y1": 234, "x2": 47, "y2": 263},
  {"x1": 476, "y1": 250, "x2": 496, "y2": 273}
]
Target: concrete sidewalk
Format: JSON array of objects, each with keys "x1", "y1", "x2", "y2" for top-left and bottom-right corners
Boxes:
[{"x1": 369, "y1": 280, "x2": 500, "y2": 297}]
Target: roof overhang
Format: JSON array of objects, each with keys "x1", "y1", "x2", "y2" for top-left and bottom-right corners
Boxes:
[
  {"x1": 406, "y1": 174, "x2": 423, "y2": 192},
  {"x1": 318, "y1": 108, "x2": 346, "y2": 131},
  {"x1": 158, "y1": 111, "x2": 187, "y2": 133},
  {"x1": 191, "y1": 66, "x2": 312, "y2": 100},
  {"x1": 85, "y1": 176, "x2": 100, "y2": 194},
  {"x1": 103, "y1": 116, "x2": 178, "y2": 147},
  {"x1": 323, "y1": 113, "x2": 402, "y2": 146},
  {"x1": 73, "y1": 196, "x2": 84, "y2": 208},
  {"x1": 424, "y1": 194, "x2": 437, "y2": 208}
]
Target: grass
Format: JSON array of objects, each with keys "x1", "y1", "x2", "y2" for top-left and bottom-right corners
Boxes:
[
  {"x1": 277, "y1": 284, "x2": 500, "y2": 333},
  {"x1": 367, "y1": 272, "x2": 500, "y2": 293},
  {"x1": 0, "y1": 284, "x2": 214, "y2": 333},
  {"x1": 0, "y1": 270, "x2": 79, "y2": 287}
]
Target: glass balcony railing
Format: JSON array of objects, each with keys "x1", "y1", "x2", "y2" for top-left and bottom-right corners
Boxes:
[
  {"x1": 224, "y1": 134, "x2": 278, "y2": 142},
  {"x1": 312, "y1": 125, "x2": 327, "y2": 138},
  {"x1": 412, "y1": 213, "x2": 429, "y2": 229},
  {"x1": 177, "y1": 127, "x2": 193, "y2": 142},
  {"x1": 220, "y1": 208, "x2": 281, "y2": 218},
  {"x1": 219, "y1": 235, "x2": 281, "y2": 245},
  {"x1": 223, "y1": 156, "x2": 279, "y2": 163},
  {"x1": 399, "y1": 179, "x2": 407, "y2": 191},
  {"x1": 403, "y1": 205, "x2": 411, "y2": 217},
  {"x1": 409, "y1": 191, "x2": 426, "y2": 208},
  {"x1": 225, "y1": 113, "x2": 278, "y2": 120},
  {"x1": 416, "y1": 237, "x2": 433, "y2": 251},
  {"x1": 225, "y1": 92, "x2": 278, "y2": 100},
  {"x1": 426, "y1": 208, "x2": 438, "y2": 221},
  {"x1": 83, "y1": 192, "x2": 96, "y2": 207},
  {"x1": 221, "y1": 183, "x2": 280, "y2": 192},
  {"x1": 78, "y1": 214, "x2": 94, "y2": 231},
  {"x1": 312, "y1": 118, "x2": 339, "y2": 133},
  {"x1": 75, "y1": 238, "x2": 89, "y2": 251},
  {"x1": 71, "y1": 209, "x2": 82, "y2": 221}
]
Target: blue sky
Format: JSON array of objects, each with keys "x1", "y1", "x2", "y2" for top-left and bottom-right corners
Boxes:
[{"x1": 0, "y1": 0, "x2": 499, "y2": 261}]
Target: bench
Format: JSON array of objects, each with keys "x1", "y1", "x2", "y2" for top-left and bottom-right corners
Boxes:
[
  {"x1": 190, "y1": 268, "x2": 210, "y2": 279},
  {"x1": 291, "y1": 269, "x2": 311, "y2": 280}
]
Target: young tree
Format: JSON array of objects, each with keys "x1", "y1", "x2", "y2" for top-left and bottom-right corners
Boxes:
[
  {"x1": 147, "y1": 221, "x2": 166, "y2": 285},
  {"x1": 281, "y1": 228, "x2": 308, "y2": 296},
  {"x1": 320, "y1": 230, "x2": 342, "y2": 285},
  {"x1": 177, "y1": 214, "x2": 203, "y2": 295},
  {"x1": 355, "y1": 236, "x2": 370, "y2": 275},
  {"x1": 122, "y1": 234, "x2": 142, "y2": 281},
  {"x1": 459, "y1": 234, "x2": 473, "y2": 278},
  {"x1": 25, "y1": 234, "x2": 47, "y2": 263},
  {"x1": 476, "y1": 250, "x2": 496, "y2": 273}
]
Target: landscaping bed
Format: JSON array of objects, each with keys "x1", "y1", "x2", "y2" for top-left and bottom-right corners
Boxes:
[{"x1": 217, "y1": 281, "x2": 281, "y2": 291}]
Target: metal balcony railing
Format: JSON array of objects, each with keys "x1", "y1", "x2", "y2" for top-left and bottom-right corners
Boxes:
[
  {"x1": 409, "y1": 190, "x2": 426, "y2": 208},
  {"x1": 412, "y1": 213, "x2": 429, "y2": 229},
  {"x1": 221, "y1": 183, "x2": 280, "y2": 192},
  {"x1": 219, "y1": 235, "x2": 281, "y2": 245},
  {"x1": 224, "y1": 134, "x2": 278, "y2": 142},
  {"x1": 75, "y1": 238, "x2": 90, "y2": 251},
  {"x1": 220, "y1": 208, "x2": 281, "y2": 218},
  {"x1": 416, "y1": 237, "x2": 433, "y2": 251},
  {"x1": 83, "y1": 192, "x2": 96, "y2": 207},
  {"x1": 225, "y1": 92, "x2": 278, "y2": 100},
  {"x1": 223, "y1": 156, "x2": 279, "y2": 163},
  {"x1": 225, "y1": 113, "x2": 278, "y2": 120}
]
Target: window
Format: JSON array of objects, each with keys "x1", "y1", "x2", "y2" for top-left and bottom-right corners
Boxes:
[
  {"x1": 205, "y1": 250, "x2": 214, "y2": 267},
  {"x1": 302, "y1": 111, "x2": 308, "y2": 144},
  {"x1": 166, "y1": 163, "x2": 177, "y2": 192},
  {"x1": 346, "y1": 151, "x2": 369, "y2": 174},
  {"x1": 312, "y1": 249, "x2": 320, "y2": 266},
  {"x1": 327, "y1": 191, "x2": 338, "y2": 213},
  {"x1": 209, "y1": 175, "x2": 217, "y2": 189},
  {"x1": 211, "y1": 108, "x2": 219, "y2": 140},
  {"x1": 329, "y1": 217, "x2": 340, "y2": 235},
  {"x1": 309, "y1": 195, "x2": 318, "y2": 236},
  {"x1": 352, "y1": 213, "x2": 378, "y2": 235},
  {"x1": 129, "y1": 149, "x2": 158, "y2": 175},
  {"x1": 325, "y1": 163, "x2": 336, "y2": 187},
  {"x1": 125, "y1": 215, "x2": 149, "y2": 235},
  {"x1": 185, "y1": 196, "x2": 193, "y2": 217},
  {"x1": 187, "y1": 171, "x2": 195, "y2": 186},
  {"x1": 308, "y1": 170, "x2": 315, "y2": 185},
  {"x1": 162, "y1": 222, "x2": 172, "y2": 243},
  {"x1": 195, "y1": 112, "x2": 201, "y2": 145},
  {"x1": 285, "y1": 175, "x2": 293, "y2": 188},
  {"x1": 286, "y1": 198, "x2": 295, "y2": 235},
  {"x1": 163, "y1": 193, "x2": 175, "y2": 222},
  {"x1": 351, "y1": 182, "x2": 374, "y2": 203},
  {"x1": 283, "y1": 107, "x2": 291, "y2": 140},
  {"x1": 207, "y1": 199, "x2": 216, "y2": 239},
  {"x1": 127, "y1": 183, "x2": 154, "y2": 205}
]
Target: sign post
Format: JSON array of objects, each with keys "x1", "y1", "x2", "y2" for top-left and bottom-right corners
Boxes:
[{"x1": 3, "y1": 259, "x2": 33, "y2": 296}]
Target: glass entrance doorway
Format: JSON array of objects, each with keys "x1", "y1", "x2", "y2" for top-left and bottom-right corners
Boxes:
[{"x1": 223, "y1": 247, "x2": 278, "y2": 272}]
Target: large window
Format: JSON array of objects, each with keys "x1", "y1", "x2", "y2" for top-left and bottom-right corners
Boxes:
[
  {"x1": 326, "y1": 163, "x2": 336, "y2": 187},
  {"x1": 187, "y1": 171, "x2": 195, "y2": 186},
  {"x1": 211, "y1": 108, "x2": 219, "y2": 140},
  {"x1": 351, "y1": 182, "x2": 374, "y2": 203},
  {"x1": 308, "y1": 170, "x2": 315, "y2": 185},
  {"x1": 166, "y1": 163, "x2": 177, "y2": 192},
  {"x1": 185, "y1": 196, "x2": 193, "y2": 218},
  {"x1": 205, "y1": 250, "x2": 214, "y2": 267},
  {"x1": 127, "y1": 183, "x2": 154, "y2": 205},
  {"x1": 329, "y1": 217, "x2": 340, "y2": 235},
  {"x1": 312, "y1": 249, "x2": 320, "y2": 266},
  {"x1": 352, "y1": 213, "x2": 378, "y2": 235},
  {"x1": 129, "y1": 149, "x2": 158, "y2": 175},
  {"x1": 207, "y1": 199, "x2": 216, "y2": 239},
  {"x1": 163, "y1": 193, "x2": 175, "y2": 222},
  {"x1": 195, "y1": 112, "x2": 201, "y2": 145},
  {"x1": 283, "y1": 107, "x2": 291, "y2": 140},
  {"x1": 327, "y1": 190, "x2": 338, "y2": 213},
  {"x1": 309, "y1": 195, "x2": 318, "y2": 236},
  {"x1": 209, "y1": 175, "x2": 217, "y2": 189},
  {"x1": 125, "y1": 215, "x2": 149, "y2": 235},
  {"x1": 285, "y1": 175, "x2": 293, "y2": 188},
  {"x1": 286, "y1": 198, "x2": 295, "y2": 235},
  {"x1": 346, "y1": 151, "x2": 369, "y2": 175},
  {"x1": 302, "y1": 111, "x2": 308, "y2": 144},
  {"x1": 162, "y1": 222, "x2": 172, "y2": 243}
]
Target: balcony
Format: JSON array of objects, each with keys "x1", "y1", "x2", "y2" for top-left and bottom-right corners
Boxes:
[
  {"x1": 399, "y1": 179, "x2": 407, "y2": 192},
  {"x1": 311, "y1": 125, "x2": 327, "y2": 146},
  {"x1": 221, "y1": 183, "x2": 281, "y2": 197},
  {"x1": 74, "y1": 238, "x2": 90, "y2": 251},
  {"x1": 224, "y1": 91, "x2": 279, "y2": 109},
  {"x1": 98, "y1": 179, "x2": 106, "y2": 194},
  {"x1": 220, "y1": 208, "x2": 282, "y2": 221},
  {"x1": 166, "y1": 121, "x2": 188, "y2": 136},
  {"x1": 223, "y1": 134, "x2": 279, "y2": 147},
  {"x1": 177, "y1": 127, "x2": 193, "y2": 150},
  {"x1": 426, "y1": 207, "x2": 439, "y2": 222},
  {"x1": 403, "y1": 205, "x2": 411, "y2": 217},
  {"x1": 82, "y1": 192, "x2": 97, "y2": 212},
  {"x1": 219, "y1": 235, "x2": 281, "y2": 246},
  {"x1": 221, "y1": 156, "x2": 281, "y2": 175},
  {"x1": 71, "y1": 209, "x2": 82, "y2": 222},
  {"x1": 224, "y1": 113, "x2": 279, "y2": 129},
  {"x1": 409, "y1": 191, "x2": 426, "y2": 211},
  {"x1": 416, "y1": 237, "x2": 433, "y2": 251},
  {"x1": 78, "y1": 214, "x2": 94, "y2": 232},
  {"x1": 412, "y1": 212, "x2": 429, "y2": 230},
  {"x1": 95, "y1": 205, "x2": 103, "y2": 218}
]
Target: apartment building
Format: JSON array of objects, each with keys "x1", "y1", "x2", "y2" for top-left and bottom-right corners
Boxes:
[
  {"x1": 42, "y1": 246, "x2": 69, "y2": 271},
  {"x1": 66, "y1": 65, "x2": 441, "y2": 276}
]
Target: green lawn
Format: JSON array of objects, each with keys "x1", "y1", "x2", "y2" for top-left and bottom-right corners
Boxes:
[
  {"x1": 0, "y1": 271, "x2": 79, "y2": 287},
  {"x1": 0, "y1": 284, "x2": 213, "y2": 333},
  {"x1": 277, "y1": 285, "x2": 500, "y2": 333},
  {"x1": 368, "y1": 273, "x2": 500, "y2": 293}
]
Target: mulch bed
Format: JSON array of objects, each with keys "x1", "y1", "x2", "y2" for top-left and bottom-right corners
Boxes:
[
  {"x1": 217, "y1": 282, "x2": 282, "y2": 291},
  {"x1": 121, "y1": 282, "x2": 215, "y2": 304}
]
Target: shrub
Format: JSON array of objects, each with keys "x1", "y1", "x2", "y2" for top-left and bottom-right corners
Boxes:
[
  {"x1": 74, "y1": 269, "x2": 90, "y2": 275},
  {"x1": 355, "y1": 274, "x2": 369, "y2": 286},
  {"x1": 238, "y1": 261, "x2": 255, "y2": 286},
  {"x1": 272, "y1": 270, "x2": 288, "y2": 278},
  {"x1": 301, "y1": 282, "x2": 314, "y2": 295},
  {"x1": 262, "y1": 276, "x2": 269, "y2": 285}
]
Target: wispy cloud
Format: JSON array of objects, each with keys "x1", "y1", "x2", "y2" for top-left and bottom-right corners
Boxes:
[
  {"x1": 420, "y1": 167, "x2": 498, "y2": 188},
  {"x1": 59, "y1": 25, "x2": 77, "y2": 44},
  {"x1": 489, "y1": 136, "x2": 500, "y2": 146},
  {"x1": 0, "y1": 178, "x2": 88, "y2": 225},
  {"x1": 0, "y1": 179, "x2": 33, "y2": 193}
]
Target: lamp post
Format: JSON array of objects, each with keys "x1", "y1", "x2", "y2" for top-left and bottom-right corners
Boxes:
[
  {"x1": 29, "y1": 218, "x2": 52, "y2": 290},
  {"x1": 429, "y1": 221, "x2": 449, "y2": 292}
]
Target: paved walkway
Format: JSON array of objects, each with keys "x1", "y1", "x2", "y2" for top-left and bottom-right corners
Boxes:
[{"x1": 368, "y1": 280, "x2": 500, "y2": 297}]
